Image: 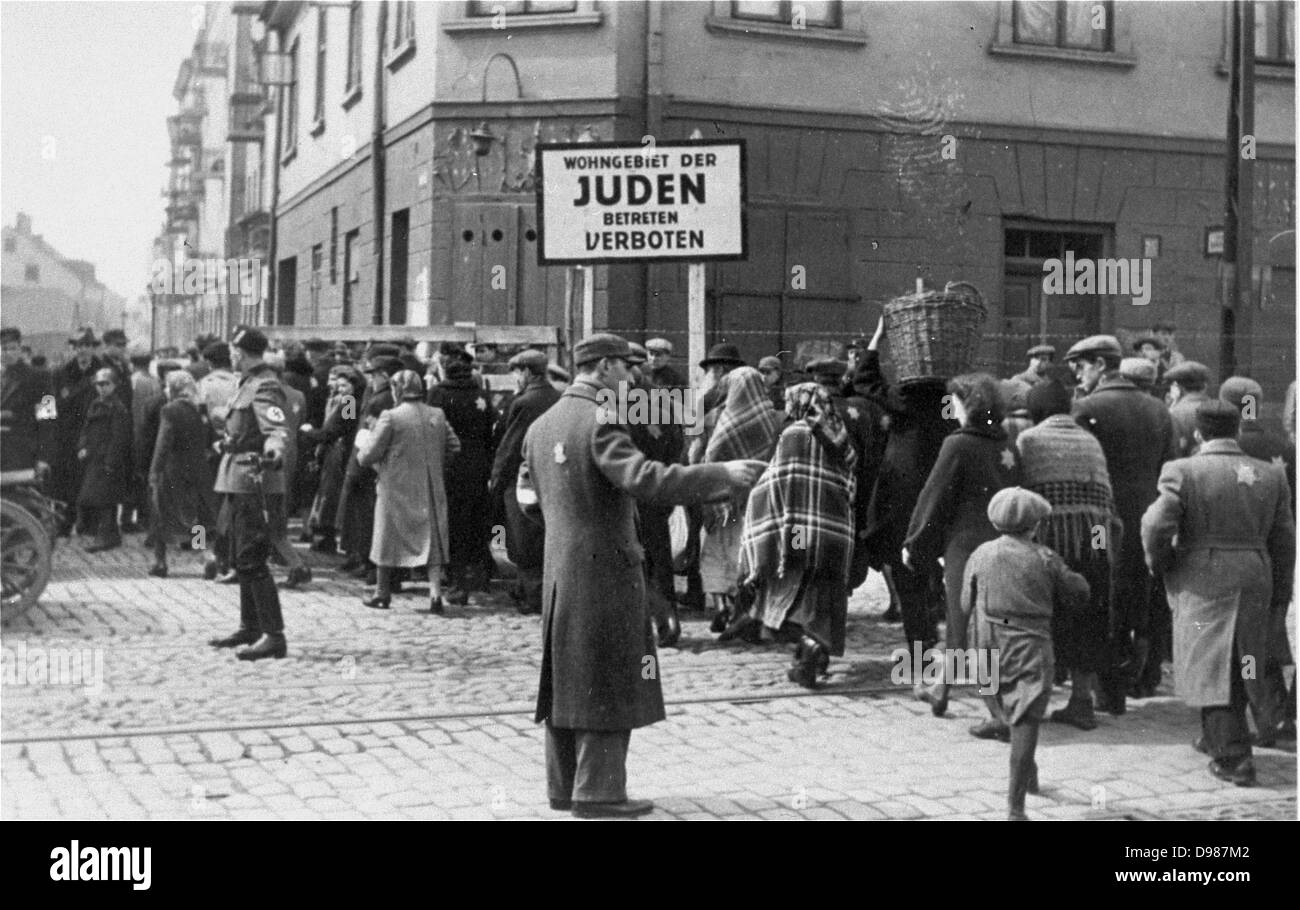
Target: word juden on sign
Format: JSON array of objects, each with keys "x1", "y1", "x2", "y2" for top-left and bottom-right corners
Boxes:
[{"x1": 536, "y1": 139, "x2": 746, "y2": 264}]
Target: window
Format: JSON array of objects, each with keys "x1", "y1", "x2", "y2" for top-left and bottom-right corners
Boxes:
[
  {"x1": 310, "y1": 244, "x2": 323, "y2": 323},
  {"x1": 1012, "y1": 0, "x2": 1111, "y2": 51},
  {"x1": 282, "y1": 39, "x2": 299, "y2": 156},
  {"x1": 346, "y1": 2, "x2": 363, "y2": 95},
  {"x1": 313, "y1": 7, "x2": 327, "y2": 127},
  {"x1": 389, "y1": 210, "x2": 409, "y2": 325},
  {"x1": 731, "y1": 0, "x2": 840, "y2": 28},
  {"x1": 468, "y1": 1, "x2": 577, "y2": 14},
  {"x1": 1255, "y1": 0, "x2": 1295, "y2": 64},
  {"x1": 329, "y1": 207, "x2": 339, "y2": 285},
  {"x1": 24, "y1": 263, "x2": 39, "y2": 282},
  {"x1": 393, "y1": 1, "x2": 415, "y2": 47}
]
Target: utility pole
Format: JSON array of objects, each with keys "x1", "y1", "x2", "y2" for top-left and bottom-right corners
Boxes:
[
  {"x1": 370, "y1": 1, "x2": 388, "y2": 326},
  {"x1": 1221, "y1": 0, "x2": 1255, "y2": 379}
]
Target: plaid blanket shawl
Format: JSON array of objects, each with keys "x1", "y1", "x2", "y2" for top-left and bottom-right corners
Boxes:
[
  {"x1": 740, "y1": 384, "x2": 857, "y2": 584},
  {"x1": 703, "y1": 367, "x2": 784, "y2": 526}
]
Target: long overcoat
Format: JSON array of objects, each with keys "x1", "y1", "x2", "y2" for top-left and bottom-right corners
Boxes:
[
  {"x1": 76, "y1": 395, "x2": 132, "y2": 507},
  {"x1": 427, "y1": 376, "x2": 496, "y2": 568},
  {"x1": 357, "y1": 401, "x2": 460, "y2": 568},
  {"x1": 335, "y1": 386, "x2": 393, "y2": 557},
  {"x1": 490, "y1": 376, "x2": 562, "y2": 569},
  {"x1": 50, "y1": 355, "x2": 102, "y2": 506},
  {"x1": 519, "y1": 379, "x2": 732, "y2": 731},
  {"x1": 1140, "y1": 439, "x2": 1295, "y2": 707},
  {"x1": 149, "y1": 398, "x2": 217, "y2": 537}
]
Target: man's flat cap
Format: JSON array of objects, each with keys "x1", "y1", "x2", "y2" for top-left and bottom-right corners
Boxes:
[
  {"x1": 547, "y1": 364, "x2": 570, "y2": 383},
  {"x1": 574, "y1": 333, "x2": 632, "y2": 366},
  {"x1": 303, "y1": 337, "x2": 329, "y2": 352},
  {"x1": 1065, "y1": 335, "x2": 1122, "y2": 361},
  {"x1": 231, "y1": 325, "x2": 269, "y2": 355},
  {"x1": 1195, "y1": 399, "x2": 1241, "y2": 438},
  {"x1": 1131, "y1": 335, "x2": 1164, "y2": 352},
  {"x1": 0, "y1": 326, "x2": 21, "y2": 344},
  {"x1": 699, "y1": 343, "x2": 745, "y2": 369},
  {"x1": 1218, "y1": 376, "x2": 1263, "y2": 413},
  {"x1": 987, "y1": 486, "x2": 1052, "y2": 534},
  {"x1": 508, "y1": 349, "x2": 548, "y2": 371},
  {"x1": 806, "y1": 357, "x2": 847, "y2": 379},
  {"x1": 626, "y1": 343, "x2": 648, "y2": 365},
  {"x1": 645, "y1": 338, "x2": 673, "y2": 354},
  {"x1": 758, "y1": 355, "x2": 782, "y2": 372},
  {"x1": 1165, "y1": 361, "x2": 1210, "y2": 388},
  {"x1": 1027, "y1": 344, "x2": 1056, "y2": 358},
  {"x1": 70, "y1": 326, "x2": 99, "y2": 347},
  {"x1": 1119, "y1": 357, "x2": 1157, "y2": 387},
  {"x1": 102, "y1": 328, "x2": 127, "y2": 345}
]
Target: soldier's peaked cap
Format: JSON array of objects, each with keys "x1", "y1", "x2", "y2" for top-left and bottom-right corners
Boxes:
[{"x1": 231, "y1": 325, "x2": 269, "y2": 355}]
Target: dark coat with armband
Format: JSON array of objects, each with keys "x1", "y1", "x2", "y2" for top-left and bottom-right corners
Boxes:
[{"x1": 517, "y1": 378, "x2": 734, "y2": 731}]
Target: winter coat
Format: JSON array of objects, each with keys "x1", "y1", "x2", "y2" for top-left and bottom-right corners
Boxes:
[
  {"x1": 427, "y1": 376, "x2": 497, "y2": 567},
  {"x1": 149, "y1": 399, "x2": 217, "y2": 537},
  {"x1": 76, "y1": 395, "x2": 131, "y2": 507}
]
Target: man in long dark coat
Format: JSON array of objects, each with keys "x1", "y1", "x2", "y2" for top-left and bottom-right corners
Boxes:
[
  {"x1": 1067, "y1": 335, "x2": 1178, "y2": 715},
  {"x1": 1141, "y1": 401, "x2": 1294, "y2": 785},
  {"x1": 335, "y1": 350, "x2": 400, "y2": 581},
  {"x1": 51, "y1": 327, "x2": 104, "y2": 535},
  {"x1": 517, "y1": 334, "x2": 761, "y2": 818},
  {"x1": 489, "y1": 348, "x2": 561, "y2": 614},
  {"x1": 1, "y1": 326, "x2": 55, "y2": 476},
  {"x1": 77, "y1": 367, "x2": 132, "y2": 552}
]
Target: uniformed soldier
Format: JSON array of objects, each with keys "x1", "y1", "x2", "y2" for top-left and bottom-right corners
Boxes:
[
  {"x1": 207, "y1": 326, "x2": 291, "y2": 661},
  {"x1": 1141, "y1": 400, "x2": 1295, "y2": 785},
  {"x1": 1, "y1": 326, "x2": 56, "y2": 476}
]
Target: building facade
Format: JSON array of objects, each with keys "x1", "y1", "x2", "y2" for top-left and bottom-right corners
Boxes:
[{"x1": 161, "y1": 2, "x2": 1295, "y2": 411}]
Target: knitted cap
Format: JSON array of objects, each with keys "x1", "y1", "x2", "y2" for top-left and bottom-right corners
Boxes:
[{"x1": 1119, "y1": 356, "x2": 1158, "y2": 387}]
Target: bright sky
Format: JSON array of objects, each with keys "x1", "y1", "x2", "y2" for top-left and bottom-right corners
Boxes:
[{"x1": 1, "y1": 0, "x2": 202, "y2": 301}]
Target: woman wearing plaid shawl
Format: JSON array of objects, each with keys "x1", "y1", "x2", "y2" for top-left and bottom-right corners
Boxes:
[
  {"x1": 698, "y1": 366, "x2": 784, "y2": 631},
  {"x1": 740, "y1": 383, "x2": 858, "y2": 688}
]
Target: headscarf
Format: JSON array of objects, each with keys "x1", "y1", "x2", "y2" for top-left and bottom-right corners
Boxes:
[
  {"x1": 703, "y1": 366, "x2": 783, "y2": 464},
  {"x1": 784, "y1": 382, "x2": 852, "y2": 464},
  {"x1": 390, "y1": 369, "x2": 425, "y2": 402},
  {"x1": 166, "y1": 368, "x2": 199, "y2": 404}
]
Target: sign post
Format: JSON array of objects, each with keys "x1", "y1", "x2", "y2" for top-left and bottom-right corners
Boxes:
[{"x1": 536, "y1": 138, "x2": 746, "y2": 378}]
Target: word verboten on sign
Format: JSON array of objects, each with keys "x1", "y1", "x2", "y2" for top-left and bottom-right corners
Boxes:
[{"x1": 536, "y1": 140, "x2": 747, "y2": 265}]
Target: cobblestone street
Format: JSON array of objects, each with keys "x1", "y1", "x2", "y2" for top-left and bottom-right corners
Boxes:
[{"x1": 2, "y1": 535, "x2": 1295, "y2": 821}]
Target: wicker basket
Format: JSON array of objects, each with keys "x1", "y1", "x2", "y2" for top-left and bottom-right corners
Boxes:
[{"x1": 882, "y1": 281, "x2": 987, "y2": 383}]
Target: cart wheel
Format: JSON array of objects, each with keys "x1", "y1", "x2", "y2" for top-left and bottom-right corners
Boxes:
[{"x1": 2, "y1": 499, "x2": 52, "y2": 615}]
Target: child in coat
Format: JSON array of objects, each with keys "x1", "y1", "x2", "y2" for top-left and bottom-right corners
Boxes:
[{"x1": 963, "y1": 487, "x2": 1091, "y2": 820}]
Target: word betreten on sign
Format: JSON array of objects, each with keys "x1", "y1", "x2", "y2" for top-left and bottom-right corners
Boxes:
[{"x1": 536, "y1": 139, "x2": 747, "y2": 265}]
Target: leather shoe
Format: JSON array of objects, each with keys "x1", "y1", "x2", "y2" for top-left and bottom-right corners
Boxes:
[
  {"x1": 918, "y1": 683, "x2": 949, "y2": 717},
  {"x1": 148, "y1": 563, "x2": 168, "y2": 579},
  {"x1": 1193, "y1": 736, "x2": 1210, "y2": 755},
  {"x1": 1208, "y1": 758, "x2": 1256, "y2": 787},
  {"x1": 236, "y1": 634, "x2": 287, "y2": 661},
  {"x1": 209, "y1": 629, "x2": 259, "y2": 649},
  {"x1": 281, "y1": 565, "x2": 312, "y2": 589},
  {"x1": 657, "y1": 613, "x2": 683, "y2": 648},
  {"x1": 549, "y1": 798, "x2": 572, "y2": 811},
  {"x1": 571, "y1": 798, "x2": 654, "y2": 819},
  {"x1": 1051, "y1": 704, "x2": 1098, "y2": 731},
  {"x1": 429, "y1": 596, "x2": 445, "y2": 615},
  {"x1": 361, "y1": 593, "x2": 391, "y2": 610},
  {"x1": 969, "y1": 720, "x2": 1011, "y2": 742}
]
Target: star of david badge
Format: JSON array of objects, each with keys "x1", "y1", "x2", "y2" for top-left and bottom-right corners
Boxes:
[
  {"x1": 1236, "y1": 463, "x2": 1258, "y2": 486},
  {"x1": 265, "y1": 406, "x2": 286, "y2": 423},
  {"x1": 553, "y1": 442, "x2": 567, "y2": 464},
  {"x1": 1001, "y1": 449, "x2": 1016, "y2": 470},
  {"x1": 846, "y1": 406, "x2": 860, "y2": 421}
]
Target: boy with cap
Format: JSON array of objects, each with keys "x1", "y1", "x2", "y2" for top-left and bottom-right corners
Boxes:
[
  {"x1": 645, "y1": 338, "x2": 686, "y2": 390},
  {"x1": 1165, "y1": 361, "x2": 1213, "y2": 456},
  {"x1": 964, "y1": 487, "x2": 1091, "y2": 819},
  {"x1": 208, "y1": 326, "x2": 292, "y2": 661},
  {"x1": 1141, "y1": 400, "x2": 1295, "y2": 782},
  {"x1": 1012, "y1": 344, "x2": 1056, "y2": 387}
]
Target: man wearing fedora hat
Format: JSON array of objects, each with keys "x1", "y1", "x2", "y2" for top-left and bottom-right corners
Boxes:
[{"x1": 517, "y1": 333, "x2": 763, "y2": 818}]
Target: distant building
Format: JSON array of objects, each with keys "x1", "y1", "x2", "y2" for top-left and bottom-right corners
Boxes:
[{"x1": 1, "y1": 213, "x2": 126, "y2": 361}]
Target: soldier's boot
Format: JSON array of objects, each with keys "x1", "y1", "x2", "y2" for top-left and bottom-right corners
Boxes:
[
  {"x1": 209, "y1": 583, "x2": 260, "y2": 648},
  {"x1": 237, "y1": 576, "x2": 287, "y2": 660}
]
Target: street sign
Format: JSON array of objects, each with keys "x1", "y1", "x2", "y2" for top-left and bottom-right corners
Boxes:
[{"x1": 535, "y1": 139, "x2": 746, "y2": 265}]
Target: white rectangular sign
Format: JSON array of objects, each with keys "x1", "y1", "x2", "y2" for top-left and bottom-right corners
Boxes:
[{"x1": 536, "y1": 139, "x2": 747, "y2": 265}]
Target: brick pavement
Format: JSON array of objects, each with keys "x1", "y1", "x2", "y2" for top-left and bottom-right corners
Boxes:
[{"x1": 1, "y1": 533, "x2": 1295, "y2": 820}]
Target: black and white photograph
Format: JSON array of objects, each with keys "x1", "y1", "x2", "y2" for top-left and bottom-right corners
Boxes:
[{"x1": 0, "y1": 0, "x2": 1295, "y2": 854}]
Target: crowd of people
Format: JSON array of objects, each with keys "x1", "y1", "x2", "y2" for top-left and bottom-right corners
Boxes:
[{"x1": 1, "y1": 316, "x2": 1295, "y2": 818}]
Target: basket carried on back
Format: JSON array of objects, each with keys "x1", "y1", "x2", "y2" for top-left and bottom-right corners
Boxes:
[{"x1": 883, "y1": 281, "x2": 987, "y2": 383}]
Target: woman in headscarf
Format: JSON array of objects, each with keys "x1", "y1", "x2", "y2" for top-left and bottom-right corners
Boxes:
[
  {"x1": 147, "y1": 369, "x2": 218, "y2": 577},
  {"x1": 426, "y1": 357, "x2": 497, "y2": 603},
  {"x1": 739, "y1": 383, "x2": 857, "y2": 687},
  {"x1": 904, "y1": 372, "x2": 1022, "y2": 730},
  {"x1": 696, "y1": 366, "x2": 783, "y2": 632},
  {"x1": 356, "y1": 369, "x2": 461, "y2": 613},
  {"x1": 1017, "y1": 375, "x2": 1118, "y2": 731},
  {"x1": 303, "y1": 364, "x2": 365, "y2": 555}
]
